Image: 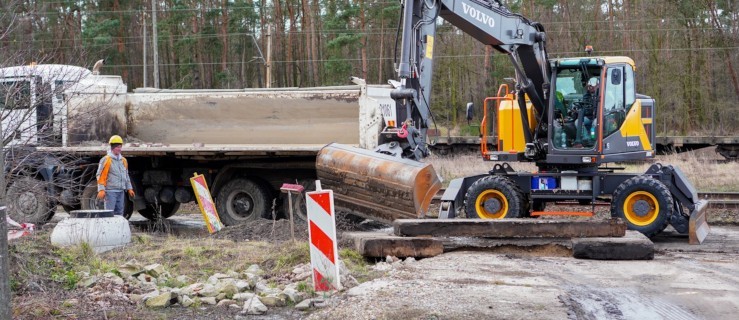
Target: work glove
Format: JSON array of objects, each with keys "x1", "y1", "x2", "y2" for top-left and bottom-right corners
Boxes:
[
  {"x1": 97, "y1": 190, "x2": 106, "y2": 199},
  {"x1": 127, "y1": 189, "x2": 135, "y2": 198}
]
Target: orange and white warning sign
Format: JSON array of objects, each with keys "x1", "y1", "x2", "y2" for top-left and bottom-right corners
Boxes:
[
  {"x1": 306, "y1": 185, "x2": 341, "y2": 291},
  {"x1": 190, "y1": 173, "x2": 224, "y2": 233}
]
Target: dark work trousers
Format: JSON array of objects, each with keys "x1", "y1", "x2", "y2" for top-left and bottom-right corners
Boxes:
[{"x1": 104, "y1": 190, "x2": 125, "y2": 215}]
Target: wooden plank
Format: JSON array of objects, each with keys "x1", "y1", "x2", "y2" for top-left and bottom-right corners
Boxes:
[
  {"x1": 344, "y1": 232, "x2": 443, "y2": 258},
  {"x1": 572, "y1": 230, "x2": 654, "y2": 260},
  {"x1": 393, "y1": 218, "x2": 627, "y2": 238}
]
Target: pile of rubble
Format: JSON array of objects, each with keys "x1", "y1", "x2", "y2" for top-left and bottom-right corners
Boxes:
[{"x1": 74, "y1": 259, "x2": 360, "y2": 315}]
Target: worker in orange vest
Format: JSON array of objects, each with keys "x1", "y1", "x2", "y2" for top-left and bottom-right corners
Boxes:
[{"x1": 95, "y1": 135, "x2": 135, "y2": 216}]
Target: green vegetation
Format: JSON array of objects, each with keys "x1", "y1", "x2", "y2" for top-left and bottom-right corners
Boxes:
[{"x1": 2, "y1": 0, "x2": 735, "y2": 134}]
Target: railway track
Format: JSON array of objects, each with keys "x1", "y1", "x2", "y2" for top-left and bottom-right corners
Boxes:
[{"x1": 432, "y1": 189, "x2": 739, "y2": 209}]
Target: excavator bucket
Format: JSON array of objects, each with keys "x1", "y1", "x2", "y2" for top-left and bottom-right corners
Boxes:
[
  {"x1": 689, "y1": 199, "x2": 710, "y2": 245},
  {"x1": 315, "y1": 143, "x2": 442, "y2": 224}
]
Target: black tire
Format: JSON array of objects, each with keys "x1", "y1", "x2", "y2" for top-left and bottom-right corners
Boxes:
[
  {"x1": 464, "y1": 175, "x2": 524, "y2": 219},
  {"x1": 215, "y1": 178, "x2": 271, "y2": 226},
  {"x1": 138, "y1": 203, "x2": 180, "y2": 220},
  {"x1": 277, "y1": 179, "x2": 315, "y2": 223},
  {"x1": 81, "y1": 181, "x2": 134, "y2": 219},
  {"x1": 611, "y1": 176, "x2": 673, "y2": 238},
  {"x1": 6, "y1": 176, "x2": 55, "y2": 224}
]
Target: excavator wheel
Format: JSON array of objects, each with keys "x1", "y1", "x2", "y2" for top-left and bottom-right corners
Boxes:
[
  {"x1": 611, "y1": 176, "x2": 673, "y2": 238},
  {"x1": 464, "y1": 175, "x2": 524, "y2": 219}
]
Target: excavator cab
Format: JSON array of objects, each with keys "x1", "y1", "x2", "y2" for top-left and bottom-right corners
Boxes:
[{"x1": 485, "y1": 57, "x2": 655, "y2": 166}]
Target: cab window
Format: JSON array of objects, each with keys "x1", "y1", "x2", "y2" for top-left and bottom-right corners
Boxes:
[
  {"x1": 603, "y1": 65, "x2": 635, "y2": 137},
  {"x1": 0, "y1": 80, "x2": 31, "y2": 110}
]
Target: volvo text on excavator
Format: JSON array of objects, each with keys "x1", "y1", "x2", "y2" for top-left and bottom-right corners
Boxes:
[{"x1": 316, "y1": 0, "x2": 709, "y2": 243}]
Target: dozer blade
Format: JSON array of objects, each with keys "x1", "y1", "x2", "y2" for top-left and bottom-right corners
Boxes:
[
  {"x1": 689, "y1": 199, "x2": 710, "y2": 245},
  {"x1": 316, "y1": 143, "x2": 442, "y2": 224}
]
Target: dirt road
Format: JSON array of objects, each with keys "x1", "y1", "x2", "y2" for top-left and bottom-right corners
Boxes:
[{"x1": 309, "y1": 226, "x2": 739, "y2": 320}]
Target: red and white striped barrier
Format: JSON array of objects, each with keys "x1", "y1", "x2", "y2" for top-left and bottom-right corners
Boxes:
[{"x1": 306, "y1": 182, "x2": 341, "y2": 291}]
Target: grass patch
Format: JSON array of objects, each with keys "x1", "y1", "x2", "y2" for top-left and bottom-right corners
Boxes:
[
  {"x1": 263, "y1": 241, "x2": 310, "y2": 277},
  {"x1": 339, "y1": 248, "x2": 379, "y2": 283},
  {"x1": 103, "y1": 235, "x2": 277, "y2": 281}
]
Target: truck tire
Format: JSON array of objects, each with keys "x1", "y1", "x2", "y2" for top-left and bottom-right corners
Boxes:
[
  {"x1": 277, "y1": 179, "x2": 315, "y2": 223},
  {"x1": 6, "y1": 176, "x2": 55, "y2": 224},
  {"x1": 81, "y1": 182, "x2": 134, "y2": 219},
  {"x1": 138, "y1": 203, "x2": 180, "y2": 220},
  {"x1": 464, "y1": 175, "x2": 523, "y2": 219},
  {"x1": 611, "y1": 176, "x2": 673, "y2": 238},
  {"x1": 216, "y1": 178, "x2": 271, "y2": 226}
]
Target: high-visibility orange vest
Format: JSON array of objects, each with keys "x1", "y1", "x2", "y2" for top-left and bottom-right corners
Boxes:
[{"x1": 97, "y1": 155, "x2": 128, "y2": 187}]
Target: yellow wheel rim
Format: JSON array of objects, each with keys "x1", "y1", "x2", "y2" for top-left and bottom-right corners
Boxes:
[
  {"x1": 623, "y1": 191, "x2": 659, "y2": 226},
  {"x1": 475, "y1": 190, "x2": 508, "y2": 219}
]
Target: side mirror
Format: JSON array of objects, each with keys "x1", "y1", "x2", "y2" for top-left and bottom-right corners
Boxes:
[{"x1": 611, "y1": 69, "x2": 622, "y2": 85}]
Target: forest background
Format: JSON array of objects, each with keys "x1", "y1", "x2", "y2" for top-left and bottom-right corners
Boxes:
[{"x1": 1, "y1": 0, "x2": 737, "y2": 135}]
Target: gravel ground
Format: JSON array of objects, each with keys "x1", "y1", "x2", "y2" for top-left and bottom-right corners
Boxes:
[{"x1": 307, "y1": 226, "x2": 739, "y2": 320}]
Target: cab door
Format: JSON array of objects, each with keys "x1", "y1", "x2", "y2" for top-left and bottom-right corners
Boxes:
[
  {"x1": 0, "y1": 76, "x2": 38, "y2": 146},
  {"x1": 601, "y1": 64, "x2": 653, "y2": 156}
]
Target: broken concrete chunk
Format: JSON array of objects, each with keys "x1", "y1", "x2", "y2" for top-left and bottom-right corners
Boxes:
[
  {"x1": 145, "y1": 292, "x2": 176, "y2": 308},
  {"x1": 143, "y1": 264, "x2": 166, "y2": 277},
  {"x1": 259, "y1": 294, "x2": 286, "y2": 307},
  {"x1": 242, "y1": 297, "x2": 268, "y2": 315}
]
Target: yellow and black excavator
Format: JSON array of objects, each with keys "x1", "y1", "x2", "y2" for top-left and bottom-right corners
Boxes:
[{"x1": 316, "y1": 0, "x2": 709, "y2": 243}]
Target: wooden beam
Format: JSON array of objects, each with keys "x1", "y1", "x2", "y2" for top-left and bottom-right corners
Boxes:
[
  {"x1": 344, "y1": 232, "x2": 443, "y2": 258},
  {"x1": 572, "y1": 230, "x2": 654, "y2": 260}
]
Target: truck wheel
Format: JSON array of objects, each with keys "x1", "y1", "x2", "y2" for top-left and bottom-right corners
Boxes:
[
  {"x1": 464, "y1": 176, "x2": 523, "y2": 219},
  {"x1": 611, "y1": 176, "x2": 673, "y2": 238},
  {"x1": 138, "y1": 203, "x2": 180, "y2": 220},
  {"x1": 80, "y1": 182, "x2": 134, "y2": 219},
  {"x1": 277, "y1": 180, "x2": 315, "y2": 223},
  {"x1": 216, "y1": 178, "x2": 271, "y2": 226},
  {"x1": 6, "y1": 176, "x2": 55, "y2": 224}
]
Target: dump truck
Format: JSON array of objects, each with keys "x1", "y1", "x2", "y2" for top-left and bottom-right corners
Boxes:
[{"x1": 0, "y1": 64, "x2": 395, "y2": 225}]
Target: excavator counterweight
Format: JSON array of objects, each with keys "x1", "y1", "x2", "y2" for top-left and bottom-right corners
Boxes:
[{"x1": 316, "y1": 143, "x2": 441, "y2": 224}]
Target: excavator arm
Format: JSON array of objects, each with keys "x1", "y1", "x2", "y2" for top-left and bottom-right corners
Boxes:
[
  {"x1": 385, "y1": 0, "x2": 551, "y2": 160},
  {"x1": 317, "y1": 0, "x2": 553, "y2": 222}
]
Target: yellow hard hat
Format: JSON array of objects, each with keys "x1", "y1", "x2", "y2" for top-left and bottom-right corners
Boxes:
[{"x1": 109, "y1": 135, "x2": 123, "y2": 144}]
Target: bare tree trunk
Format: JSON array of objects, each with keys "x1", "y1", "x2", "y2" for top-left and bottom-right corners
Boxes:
[
  {"x1": 274, "y1": 0, "x2": 285, "y2": 87},
  {"x1": 0, "y1": 204, "x2": 9, "y2": 320},
  {"x1": 378, "y1": 15, "x2": 384, "y2": 83},
  {"x1": 114, "y1": 0, "x2": 128, "y2": 81},
  {"x1": 221, "y1": 0, "x2": 229, "y2": 74},
  {"x1": 287, "y1": 3, "x2": 297, "y2": 86},
  {"x1": 193, "y1": 14, "x2": 204, "y2": 89},
  {"x1": 359, "y1": 0, "x2": 367, "y2": 81},
  {"x1": 301, "y1": 0, "x2": 314, "y2": 85}
]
